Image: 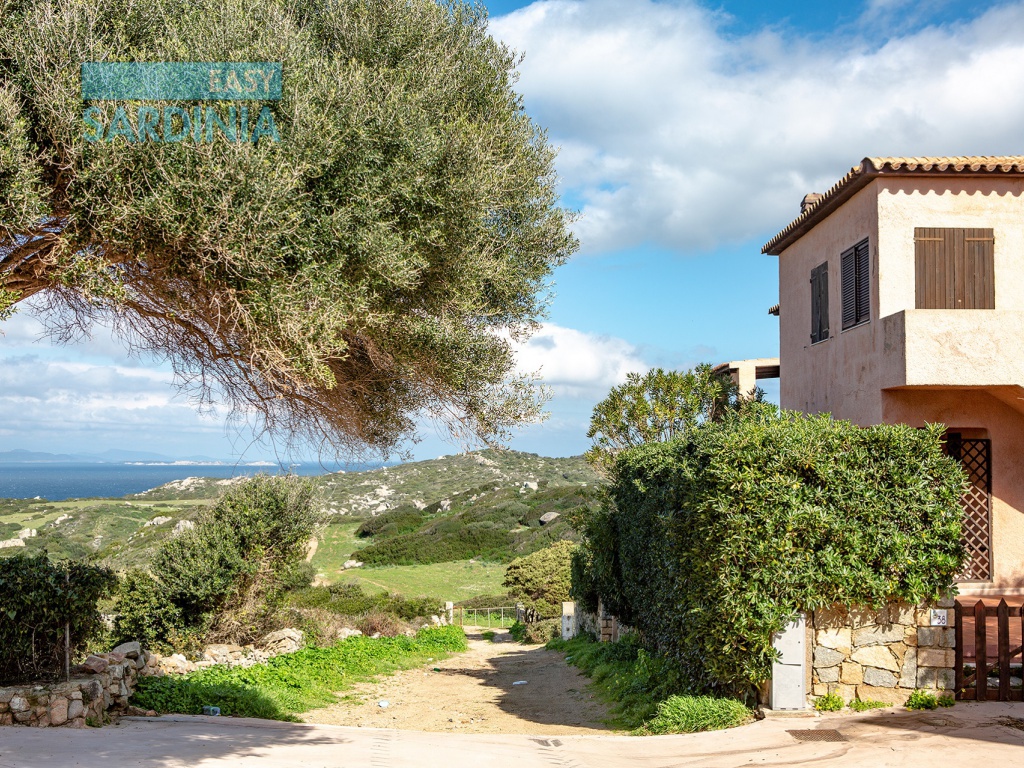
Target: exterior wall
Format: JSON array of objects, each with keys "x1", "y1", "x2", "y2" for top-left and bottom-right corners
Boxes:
[
  {"x1": 883, "y1": 388, "x2": 1024, "y2": 594},
  {"x1": 809, "y1": 600, "x2": 955, "y2": 707},
  {"x1": 778, "y1": 181, "x2": 882, "y2": 424}
]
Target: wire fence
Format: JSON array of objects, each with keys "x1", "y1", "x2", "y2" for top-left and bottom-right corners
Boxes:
[{"x1": 454, "y1": 606, "x2": 520, "y2": 628}]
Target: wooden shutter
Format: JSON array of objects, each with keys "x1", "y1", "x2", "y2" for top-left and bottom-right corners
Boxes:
[
  {"x1": 841, "y1": 238, "x2": 870, "y2": 329},
  {"x1": 915, "y1": 228, "x2": 994, "y2": 309},
  {"x1": 855, "y1": 239, "x2": 870, "y2": 322},
  {"x1": 841, "y1": 248, "x2": 856, "y2": 329},
  {"x1": 810, "y1": 262, "x2": 829, "y2": 343}
]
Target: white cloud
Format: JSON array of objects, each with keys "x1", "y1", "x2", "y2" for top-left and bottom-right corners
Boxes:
[
  {"x1": 493, "y1": 0, "x2": 1024, "y2": 253},
  {"x1": 511, "y1": 322, "x2": 648, "y2": 397}
]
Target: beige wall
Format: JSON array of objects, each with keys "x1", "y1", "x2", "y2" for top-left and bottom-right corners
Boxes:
[
  {"x1": 883, "y1": 388, "x2": 1024, "y2": 594},
  {"x1": 776, "y1": 175, "x2": 1024, "y2": 592}
]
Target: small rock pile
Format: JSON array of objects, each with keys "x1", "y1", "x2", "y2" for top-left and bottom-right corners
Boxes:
[{"x1": 141, "y1": 629, "x2": 307, "y2": 677}]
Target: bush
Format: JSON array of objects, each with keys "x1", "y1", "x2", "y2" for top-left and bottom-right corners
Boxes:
[
  {"x1": 285, "y1": 584, "x2": 442, "y2": 621},
  {"x1": 906, "y1": 690, "x2": 939, "y2": 710},
  {"x1": 642, "y1": 695, "x2": 751, "y2": 734},
  {"x1": 355, "y1": 506, "x2": 425, "y2": 538},
  {"x1": 0, "y1": 554, "x2": 115, "y2": 683},
  {"x1": 503, "y1": 540, "x2": 575, "y2": 621},
  {"x1": 849, "y1": 698, "x2": 887, "y2": 712},
  {"x1": 573, "y1": 406, "x2": 967, "y2": 697},
  {"x1": 815, "y1": 694, "x2": 844, "y2": 711},
  {"x1": 356, "y1": 611, "x2": 404, "y2": 637},
  {"x1": 520, "y1": 618, "x2": 560, "y2": 644},
  {"x1": 938, "y1": 693, "x2": 955, "y2": 708},
  {"x1": 111, "y1": 569, "x2": 183, "y2": 653}
]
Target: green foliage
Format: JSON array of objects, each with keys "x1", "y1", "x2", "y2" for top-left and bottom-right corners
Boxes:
[
  {"x1": 572, "y1": 405, "x2": 967, "y2": 697},
  {"x1": 153, "y1": 475, "x2": 324, "y2": 639},
  {"x1": 815, "y1": 694, "x2": 844, "y2": 711},
  {"x1": 0, "y1": 0, "x2": 577, "y2": 458},
  {"x1": 642, "y1": 695, "x2": 751, "y2": 734},
  {"x1": 359, "y1": 525, "x2": 513, "y2": 566},
  {"x1": 508, "y1": 621, "x2": 527, "y2": 642},
  {"x1": 0, "y1": 554, "x2": 115, "y2": 683},
  {"x1": 356, "y1": 506, "x2": 426, "y2": 538},
  {"x1": 906, "y1": 690, "x2": 939, "y2": 710},
  {"x1": 938, "y1": 693, "x2": 955, "y2": 707},
  {"x1": 584, "y1": 364, "x2": 747, "y2": 473},
  {"x1": 284, "y1": 583, "x2": 441, "y2": 621},
  {"x1": 132, "y1": 626, "x2": 467, "y2": 719},
  {"x1": 849, "y1": 698, "x2": 887, "y2": 711},
  {"x1": 503, "y1": 540, "x2": 575, "y2": 621},
  {"x1": 111, "y1": 569, "x2": 184, "y2": 653}
]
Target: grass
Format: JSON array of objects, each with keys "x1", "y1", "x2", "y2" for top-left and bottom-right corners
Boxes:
[
  {"x1": 547, "y1": 634, "x2": 752, "y2": 733},
  {"x1": 332, "y1": 560, "x2": 508, "y2": 600},
  {"x1": 849, "y1": 699, "x2": 887, "y2": 712},
  {"x1": 132, "y1": 625, "x2": 468, "y2": 721}
]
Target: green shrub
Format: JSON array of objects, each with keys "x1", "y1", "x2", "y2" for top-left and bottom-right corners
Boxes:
[
  {"x1": 154, "y1": 475, "x2": 325, "y2": 642},
  {"x1": 357, "y1": 525, "x2": 513, "y2": 565},
  {"x1": 508, "y1": 621, "x2": 527, "y2": 642},
  {"x1": 519, "y1": 618, "x2": 560, "y2": 644},
  {"x1": 132, "y1": 626, "x2": 467, "y2": 719},
  {"x1": 849, "y1": 698, "x2": 887, "y2": 712},
  {"x1": 906, "y1": 690, "x2": 939, "y2": 710},
  {"x1": 0, "y1": 554, "x2": 115, "y2": 683},
  {"x1": 111, "y1": 569, "x2": 183, "y2": 653},
  {"x1": 355, "y1": 506, "x2": 425, "y2": 538},
  {"x1": 284, "y1": 584, "x2": 442, "y2": 621},
  {"x1": 937, "y1": 693, "x2": 955, "y2": 708},
  {"x1": 573, "y1": 406, "x2": 966, "y2": 697},
  {"x1": 814, "y1": 694, "x2": 844, "y2": 711},
  {"x1": 503, "y1": 540, "x2": 575, "y2": 621},
  {"x1": 642, "y1": 695, "x2": 751, "y2": 734}
]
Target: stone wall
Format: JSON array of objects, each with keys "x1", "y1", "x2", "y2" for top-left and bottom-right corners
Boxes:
[
  {"x1": 810, "y1": 598, "x2": 955, "y2": 706},
  {"x1": 0, "y1": 642, "x2": 149, "y2": 727}
]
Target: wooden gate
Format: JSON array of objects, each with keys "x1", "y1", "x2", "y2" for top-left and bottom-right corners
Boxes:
[
  {"x1": 946, "y1": 434, "x2": 992, "y2": 581},
  {"x1": 954, "y1": 598, "x2": 1024, "y2": 701}
]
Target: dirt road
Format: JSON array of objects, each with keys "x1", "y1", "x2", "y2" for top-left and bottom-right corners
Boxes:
[{"x1": 301, "y1": 629, "x2": 614, "y2": 735}]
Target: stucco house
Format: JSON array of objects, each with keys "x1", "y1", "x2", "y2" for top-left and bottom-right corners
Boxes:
[{"x1": 759, "y1": 155, "x2": 1024, "y2": 598}]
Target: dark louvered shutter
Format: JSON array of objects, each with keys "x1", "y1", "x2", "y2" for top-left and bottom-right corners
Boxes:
[
  {"x1": 916, "y1": 228, "x2": 994, "y2": 309},
  {"x1": 855, "y1": 239, "x2": 870, "y2": 322},
  {"x1": 841, "y1": 248, "x2": 856, "y2": 329},
  {"x1": 810, "y1": 261, "x2": 829, "y2": 343}
]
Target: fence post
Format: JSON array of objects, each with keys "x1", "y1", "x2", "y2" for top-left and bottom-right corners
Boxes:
[
  {"x1": 64, "y1": 569, "x2": 70, "y2": 682},
  {"x1": 974, "y1": 600, "x2": 987, "y2": 701},
  {"x1": 998, "y1": 599, "x2": 1010, "y2": 701},
  {"x1": 954, "y1": 600, "x2": 965, "y2": 699}
]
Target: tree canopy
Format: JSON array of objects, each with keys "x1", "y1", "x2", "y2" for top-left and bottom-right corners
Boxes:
[
  {"x1": 584, "y1": 364, "x2": 748, "y2": 473},
  {"x1": 0, "y1": 0, "x2": 577, "y2": 458}
]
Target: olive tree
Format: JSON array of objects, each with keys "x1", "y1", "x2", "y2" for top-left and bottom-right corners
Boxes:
[{"x1": 0, "y1": 0, "x2": 577, "y2": 458}]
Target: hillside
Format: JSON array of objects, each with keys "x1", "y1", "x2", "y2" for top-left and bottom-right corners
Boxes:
[{"x1": 0, "y1": 450, "x2": 603, "y2": 599}]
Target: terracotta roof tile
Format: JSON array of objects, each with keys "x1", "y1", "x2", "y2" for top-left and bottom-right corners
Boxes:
[{"x1": 762, "y1": 156, "x2": 1024, "y2": 255}]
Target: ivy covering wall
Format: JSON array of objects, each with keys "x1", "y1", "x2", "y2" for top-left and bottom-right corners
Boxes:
[{"x1": 571, "y1": 406, "x2": 967, "y2": 697}]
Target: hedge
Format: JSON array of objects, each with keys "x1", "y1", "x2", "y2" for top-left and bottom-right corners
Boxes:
[
  {"x1": 572, "y1": 405, "x2": 967, "y2": 697},
  {"x1": 0, "y1": 554, "x2": 115, "y2": 684}
]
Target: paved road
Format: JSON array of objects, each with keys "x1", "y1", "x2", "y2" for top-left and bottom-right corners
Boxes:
[{"x1": 2, "y1": 703, "x2": 1023, "y2": 768}]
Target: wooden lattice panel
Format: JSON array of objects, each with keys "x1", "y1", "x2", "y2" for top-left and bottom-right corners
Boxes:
[{"x1": 954, "y1": 438, "x2": 992, "y2": 582}]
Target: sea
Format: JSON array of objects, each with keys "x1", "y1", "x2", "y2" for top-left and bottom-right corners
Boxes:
[{"x1": 0, "y1": 462, "x2": 378, "y2": 501}]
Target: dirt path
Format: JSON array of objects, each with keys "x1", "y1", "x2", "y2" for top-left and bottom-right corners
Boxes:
[{"x1": 301, "y1": 629, "x2": 615, "y2": 735}]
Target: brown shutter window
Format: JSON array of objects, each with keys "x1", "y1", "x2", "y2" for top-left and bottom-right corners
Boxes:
[
  {"x1": 915, "y1": 228, "x2": 994, "y2": 309},
  {"x1": 841, "y1": 238, "x2": 870, "y2": 329}
]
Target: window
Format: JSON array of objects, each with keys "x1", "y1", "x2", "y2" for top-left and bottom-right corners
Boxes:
[
  {"x1": 915, "y1": 228, "x2": 994, "y2": 309},
  {"x1": 841, "y1": 238, "x2": 870, "y2": 329},
  {"x1": 810, "y1": 261, "x2": 829, "y2": 344}
]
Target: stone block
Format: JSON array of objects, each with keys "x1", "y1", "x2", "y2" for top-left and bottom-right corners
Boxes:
[
  {"x1": 10, "y1": 696, "x2": 29, "y2": 713},
  {"x1": 918, "y1": 648, "x2": 954, "y2": 668},
  {"x1": 899, "y1": 649, "x2": 918, "y2": 689},
  {"x1": 904, "y1": 626, "x2": 918, "y2": 646},
  {"x1": 49, "y1": 697, "x2": 68, "y2": 726},
  {"x1": 817, "y1": 666, "x2": 840, "y2": 683},
  {"x1": 889, "y1": 603, "x2": 917, "y2": 625},
  {"x1": 936, "y1": 595, "x2": 956, "y2": 609},
  {"x1": 856, "y1": 685, "x2": 910, "y2": 707},
  {"x1": 813, "y1": 646, "x2": 844, "y2": 668},
  {"x1": 853, "y1": 624, "x2": 904, "y2": 647},
  {"x1": 813, "y1": 683, "x2": 829, "y2": 696},
  {"x1": 834, "y1": 684, "x2": 857, "y2": 703},
  {"x1": 816, "y1": 627, "x2": 852, "y2": 653},
  {"x1": 813, "y1": 606, "x2": 849, "y2": 629},
  {"x1": 81, "y1": 655, "x2": 108, "y2": 674},
  {"x1": 68, "y1": 700, "x2": 84, "y2": 720},
  {"x1": 917, "y1": 667, "x2": 955, "y2": 690},
  {"x1": 0, "y1": 689, "x2": 14, "y2": 705},
  {"x1": 851, "y1": 646, "x2": 899, "y2": 671},
  {"x1": 863, "y1": 668, "x2": 898, "y2": 687},
  {"x1": 840, "y1": 662, "x2": 863, "y2": 684},
  {"x1": 848, "y1": 607, "x2": 888, "y2": 628},
  {"x1": 0, "y1": 713, "x2": 11, "y2": 725},
  {"x1": 917, "y1": 627, "x2": 953, "y2": 647},
  {"x1": 112, "y1": 641, "x2": 141, "y2": 659}
]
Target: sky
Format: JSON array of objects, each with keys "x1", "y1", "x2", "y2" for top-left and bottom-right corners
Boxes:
[{"x1": 2, "y1": 0, "x2": 1023, "y2": 461}]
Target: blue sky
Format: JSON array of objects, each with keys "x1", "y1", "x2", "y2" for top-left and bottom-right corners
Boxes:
[{"x1": 1, "y1": 0, "x2": 1020, "y2": 461}]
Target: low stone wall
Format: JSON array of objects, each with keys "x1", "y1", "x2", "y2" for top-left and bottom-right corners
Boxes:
[
  {"x1": 0, "y1": 643, "x2": 148, "y2": 728},
  {"x1": 810, "y1": 598, "x2": 955, "y2": 706}
]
